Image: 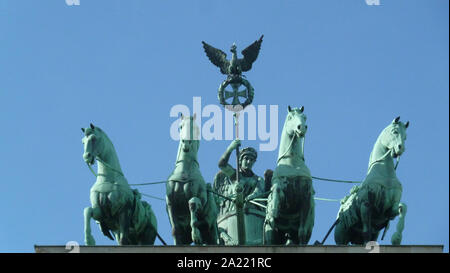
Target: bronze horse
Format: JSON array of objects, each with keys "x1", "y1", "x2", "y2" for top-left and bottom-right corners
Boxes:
[{"x1": 166, "y1": 114, "x2": 219, "y2": 245}]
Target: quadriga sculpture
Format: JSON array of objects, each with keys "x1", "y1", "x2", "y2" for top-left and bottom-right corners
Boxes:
[
  {"x1": 82, "y1": 124, "x2": 158, "y2": 245},
  {"x1": 264, "y1": 106, "x2": 315, "y2": 245},
  {"x1": 166, "y1": 114, "x2": 219, "y2": 245},
  {"x1": 334, "y1": 117, "x2": 409, "y2": 245}
]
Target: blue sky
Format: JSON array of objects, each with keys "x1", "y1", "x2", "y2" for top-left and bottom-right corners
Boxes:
[{"x1": 0, "y1": 0, "x2": 448, "y2": 252}]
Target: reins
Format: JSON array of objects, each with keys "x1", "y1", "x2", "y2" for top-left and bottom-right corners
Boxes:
[
  {"x1": 367, "y1": 148, "x2": 401, "y2": 173},
  {"x1": 277, "y1": 133, "x2": 362, "y2": 184},
  {"x1": 86, "y1": 156, "x2": 124, "y2": 178},
  {"x1": 84, "y1": 141, "x2": 402, "y2": 203},
  {"x1": 87, "y1": 163, "x2": 98, "y2": 177},
  {"x1": 276, "y1": 131, "x2": 300, "y2": 164}
]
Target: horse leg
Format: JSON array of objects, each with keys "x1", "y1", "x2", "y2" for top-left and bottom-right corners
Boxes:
[
  {"x1": 139, "y1": 214, "x2": 157, "y2": 245},
  {"x1": 83, "y1": 206, "x2": 100, "y2": 246},
  {"x1": 391, "y1": 202, "x2": 407, "y2": 245},
  {"x1": 166, "y1": 184, "x2": 184, "y2": 245},
  {"x1": 298, "y1": 191, "x2": 315, "y2": 245},
  {"x1": 148, "y1": 213, "x2": 158, "y2": 245},
  {"x1": 209, "y1": 223, "x2": 219, "y2": 245},
  {"x1": 189, "y1": 197, "x2": 203, "y2": 245},
  {"x1": 264, "y1": 213, "x2": 283, "y2": 245},
  {"x1": 207, "y1": 211, "x2": 219, "y2": 245},
  {"x1": 117, "y1": 208, "x2": 131, "y2": 245},
  {"x1": 268, "y1": 182, "x2": 283, "y2": 219},
  {"x1": 334, "y1": 221, "x2": 350, "y2": 245},
  {"x1": 264, "y1": 183, "x2": 283, "y2": 245},
  {"x1": 305, "y1": 199, "x2": 315, "y2": 243},
  {"x1": 298, "y1": 206, "x2": 314, "y2": 245},
  {"x1": 167, "y1": 211, "x2": 185, "y2": 245},
  {"x1": 296, "y1": 217, "x2": 305, "y2": 245},
  {"x1": 205, "y1": 184, "x2": 219, "y2": 245},
  {"x1": 360, "y1": 201, "x2": 372, "y2": 244},
  {"x1": 263, "y1": 219, "x2": 276, "y2": 245},
  {"x1": 140, "y1": 225, "x2": 157, "y2": 245}
]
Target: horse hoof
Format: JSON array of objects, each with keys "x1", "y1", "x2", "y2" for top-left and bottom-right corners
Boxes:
[
  {"x1": 192, "y1": 229, "x2": 202, "y2": 245},
  {"x1": 362, "y1": 232, "x2": 371, "y2": 244},
  {"x1": 391, "y1": 232, "x2": 402, "y2": 245},
  {"x1": 85, "y1": 235, "x2": 96, "y2": 246}
]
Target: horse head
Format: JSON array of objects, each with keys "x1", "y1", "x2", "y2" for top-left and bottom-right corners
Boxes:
[
  {"x1": 285, "y1": 105, "x2": 307, "y2": 138},
  {"x1": 179, "y1": 113, "x2": 200, "y2": 153},
  {"x1": 380, "y1": 116, "x2": 409, "y2": 158},
  {"x1": 81, "y1": 123, "x2": 105, "y2": 165}
]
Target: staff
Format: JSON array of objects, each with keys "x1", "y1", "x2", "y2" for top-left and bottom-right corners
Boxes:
[{"x1": 233, "y1": 111, "x2": 246, "y2": 245}]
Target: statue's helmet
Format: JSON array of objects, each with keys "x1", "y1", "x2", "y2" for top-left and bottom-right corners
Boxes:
[{"x1": 239, "y1": 147, "x2": 257, "y2": 161}]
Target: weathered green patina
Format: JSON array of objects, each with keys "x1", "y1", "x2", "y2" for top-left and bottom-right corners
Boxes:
[
  {"x1": 166, "y1": 114, "x2": 219, "y2": 245},
  {"x1": 213, "y1": 140, "x2": 266, "y2": 245},
  {"x1": 201, "y1": 35, "x2": 263, "y2": 79},
  {"x1": 202, "y1": 36, "x2": 266, "y2": 245},
  {"x1": 82, "y1": 124, "x2": 158, "y2": 245},
  {"x1": 79, "y1": 35, "x2": 415, "y2": 248},
  {"x1": 334, "y1": 117, "x2": 409, "y2": 245},
  {"x1": 264, "y1": 106, "x2": 315, "y2": 245},
  {"x1": 202, "y1": 35, "x2": 263, "y2": 110}
]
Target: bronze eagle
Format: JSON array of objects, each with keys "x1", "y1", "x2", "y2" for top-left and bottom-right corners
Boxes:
[{"x1": 202, "y1": 35, "x2": 264, "y2": 77}]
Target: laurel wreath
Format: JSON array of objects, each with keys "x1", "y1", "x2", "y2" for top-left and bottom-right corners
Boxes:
[{"x1": 218, "y1": 76, "x2": 254, "y2": 109}]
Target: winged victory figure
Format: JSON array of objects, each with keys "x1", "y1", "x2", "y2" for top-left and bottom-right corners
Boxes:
[{"x1": 202, "y1": 35, "x2": 264, "y2": 78}]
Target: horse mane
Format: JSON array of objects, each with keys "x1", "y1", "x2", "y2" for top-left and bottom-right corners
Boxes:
[
  {"x1": 368, "y1": 125, "x2": 389, "y2": 169},
  {"x1": 92, "y1": 126, "x2": 120, "y2": 167},
  {"x1": 277, "y1": 114, "x2": 291, "y2": 162},
  {"x1": 94, "y1": 127, "x2": 114, "y2": 152}
]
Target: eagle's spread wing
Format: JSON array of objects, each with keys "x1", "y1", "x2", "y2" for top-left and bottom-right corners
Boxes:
[
  {"x1": 240, "y1": 35, "x2": 264, "y2": 72},
  {"x1": 202, "y1": 41, "x2": 229, "y2": 75}
]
